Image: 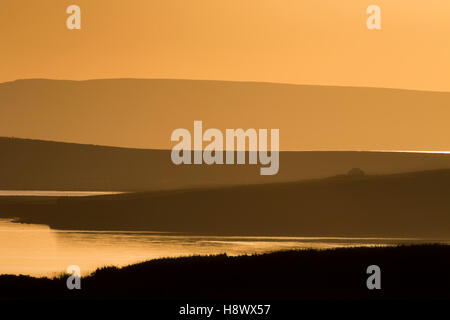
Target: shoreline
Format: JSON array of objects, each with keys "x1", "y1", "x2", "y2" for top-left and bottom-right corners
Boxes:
[{"x1": 1, "y1": 244, "x2": 449, "y2": 300}]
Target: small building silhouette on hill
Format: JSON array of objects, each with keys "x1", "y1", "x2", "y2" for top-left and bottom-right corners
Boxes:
[{"x1": 347, "y1": 168, "x2": 365, "y2": 177}]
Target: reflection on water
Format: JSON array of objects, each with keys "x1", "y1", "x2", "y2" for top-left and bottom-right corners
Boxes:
[{"x1": 0, "y1": 219, "x2": 446, "y2": 277}]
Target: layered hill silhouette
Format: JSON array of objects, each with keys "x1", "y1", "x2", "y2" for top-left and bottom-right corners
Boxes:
[
  {"x1": 2, "y1": 169, "x2": 450, "y2": 238},
  {"x1": 2, "y1": 79, "x2": 450, "y2": 151},
  {"x1": 1, "y1": 79, "x2": 450, "y2": 238},
  {"x1": 2, "y1": 137, "x2": 450, "y2": 191}
]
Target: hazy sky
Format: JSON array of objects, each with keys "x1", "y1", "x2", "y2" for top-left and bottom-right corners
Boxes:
[{"x1": 1, "y1": 0, "x2": 450, "y2": 92}]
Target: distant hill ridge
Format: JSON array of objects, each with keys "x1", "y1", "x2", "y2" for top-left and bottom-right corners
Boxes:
[{"x1": 2, "y1": 78, "x2": 450, "y2": 151}]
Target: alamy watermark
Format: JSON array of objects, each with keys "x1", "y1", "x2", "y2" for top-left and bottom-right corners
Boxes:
[
  {"x1": 66, "y1": 265, "x2": 81, "y2": 290},
  {"x1": 65, "y1": 4, "x2": 381, "y2": 31},
  {"x1": 366, "y1": 5, "x2": 381, "y2": 30},
  {"x1": 66, "y1": 5, "x2": 81, "y2": 30},
  {"x1": 171, "y1": 121, "x2": 279, "y2": 176},
  {"x1": 366, "y1": 265, "x2": 381, "y2": 290}
]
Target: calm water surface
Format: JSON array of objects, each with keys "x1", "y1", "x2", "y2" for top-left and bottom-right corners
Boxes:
[
  {"x1": 1, "y1": 219, "x2": 445, "y2": 277},
  {"x1": 0, "y1": 190, "x2": 123, "y2": 197}
]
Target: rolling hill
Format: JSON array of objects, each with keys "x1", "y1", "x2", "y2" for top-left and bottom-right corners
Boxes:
[
  {"x1": 2, "y1": 78, "x2": 450, "y2": 151},
  {"x1": 2, "y1": 137, "x2": 450, "y2": 191},
  {"x1": 2, "y1": 169, "x2": 450, "y2": 238}
]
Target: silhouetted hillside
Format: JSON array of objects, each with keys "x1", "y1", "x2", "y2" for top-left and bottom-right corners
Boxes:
[
  {"x1": 2, "y1": 169, "x2": 450, "y2": 238},
  {"x1": 1, "y1": 245, "x2": 449, "y2": 300},
  {"x1": 2, "y1": 137, "x2": 450, "y2": 191}
]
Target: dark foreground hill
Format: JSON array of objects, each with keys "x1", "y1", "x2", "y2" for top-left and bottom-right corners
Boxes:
[
  {"x1": 2, "y1": 169, "x2": 450, "y2": 238},
  {"x1": 2, "y1": 137, "x2": 450, "y2": 191},
  {"x1": 0, "y1": 245, "x2": 449, "y2": 300}
]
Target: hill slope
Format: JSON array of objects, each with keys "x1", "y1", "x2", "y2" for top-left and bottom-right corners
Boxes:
[
  {"x1": 1, "y1": 245, "x2": 449, "y2": 300},
  {"x1": 3, "y1": 169, "x2": 450, "y2": 238},
  {"x1": 2, "y1": 78, "x2": 450, "y2": 151},
  {"x1": 2, "y1": 138, "x2": 450, "y2": 191}
]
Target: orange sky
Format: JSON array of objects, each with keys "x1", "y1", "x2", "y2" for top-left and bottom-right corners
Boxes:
[{"x1": 1, "y1": 0, "x2": 450, "y2": 92}]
